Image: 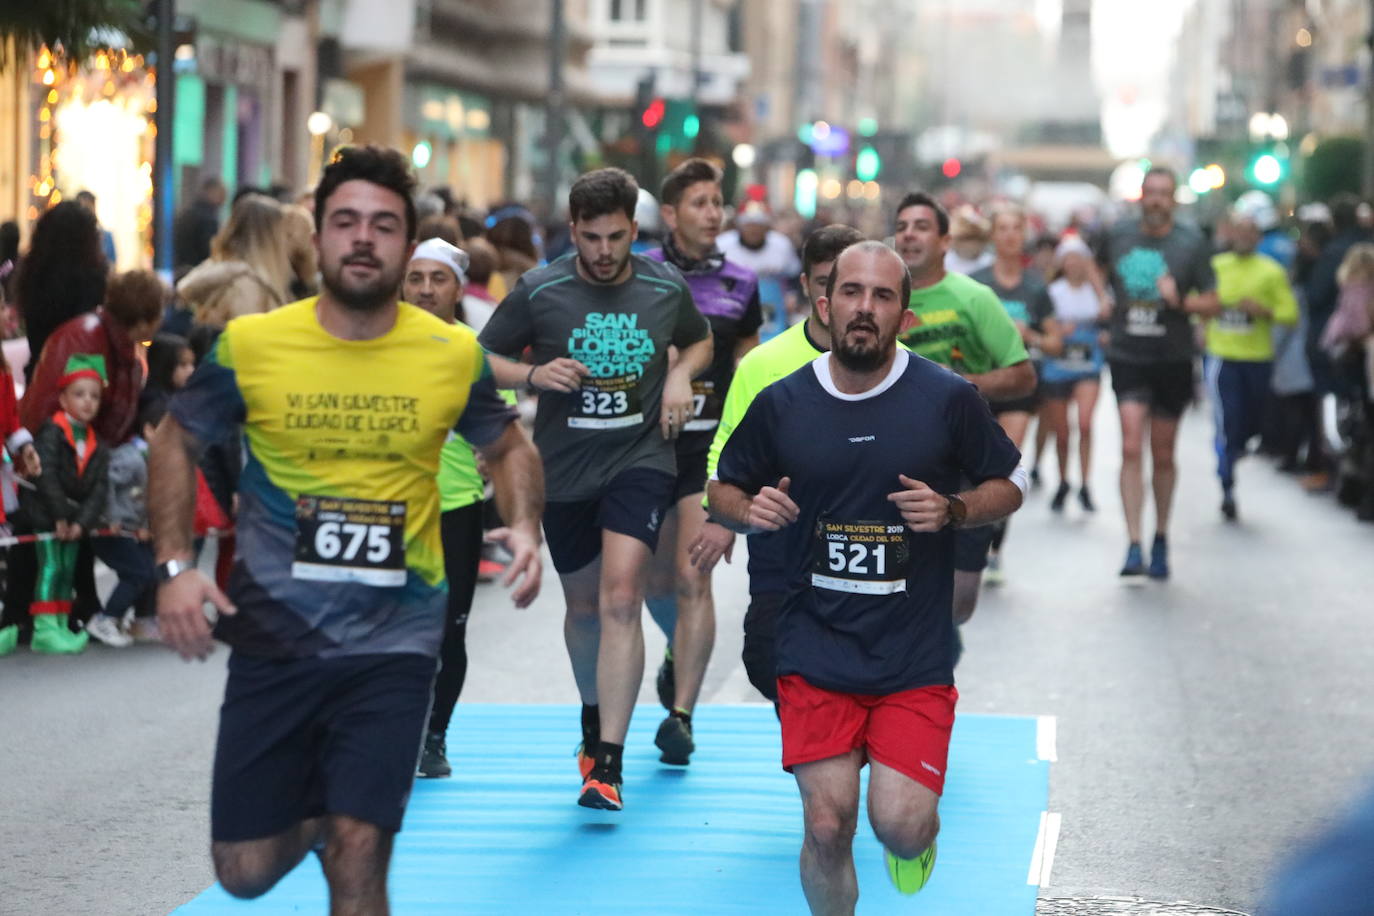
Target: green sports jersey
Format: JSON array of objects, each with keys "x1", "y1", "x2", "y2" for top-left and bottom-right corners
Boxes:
[
  {"x1": 707, "y1": 320, "x2": 826, "y2": 481},
  {"x1": 898, "y1": 271, "x2": 1028, "y2": 374},
  {"x1": 1206, "y1": 251, "x2": 1298, "y2": 362}
]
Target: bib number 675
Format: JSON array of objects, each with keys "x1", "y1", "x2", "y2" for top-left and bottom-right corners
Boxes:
[{"x1": 315, "y1": 521, "x2": 391, "y2": 563}]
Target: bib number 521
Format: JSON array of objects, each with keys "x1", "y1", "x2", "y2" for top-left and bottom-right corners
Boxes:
[{"x1": 827, "y1": 541, "x2": 887, "y2": 576}]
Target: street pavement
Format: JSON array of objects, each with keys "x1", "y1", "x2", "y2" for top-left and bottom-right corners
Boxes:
[{"x1": 2, "y1": 391, "x2": 1372, "y2": 915}]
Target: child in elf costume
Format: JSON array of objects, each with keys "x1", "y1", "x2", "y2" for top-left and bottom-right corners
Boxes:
[{"x1": 10, "y1": 354, "x2": 110, "y2": 654}]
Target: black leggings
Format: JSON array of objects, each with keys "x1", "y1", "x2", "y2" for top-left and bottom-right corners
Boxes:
[{"x1": 428, "y1": 501, "x2": 485, "y2": 736}]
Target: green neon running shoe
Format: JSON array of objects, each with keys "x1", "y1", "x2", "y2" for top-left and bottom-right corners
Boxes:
[{"x1": 885, "y1": 840, "x2": 937, "y2": 895}]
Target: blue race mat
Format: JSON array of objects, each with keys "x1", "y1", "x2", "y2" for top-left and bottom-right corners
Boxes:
[{"x1": 177, "y1": 704, "x2": 1048, "y2": 914}]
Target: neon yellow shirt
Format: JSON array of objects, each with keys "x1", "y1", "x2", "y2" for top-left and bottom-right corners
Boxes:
[{"x1": 1207, "y1": 252, "x2": 1298, "y2": 362}]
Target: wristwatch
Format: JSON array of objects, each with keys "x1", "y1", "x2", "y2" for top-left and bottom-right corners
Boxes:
[
  {"x1": 943, "y1": 494, "x2": 968, "y2": 529},
  {"x1": 155, "y1": 558, "x2": 192, "y2": 584}
]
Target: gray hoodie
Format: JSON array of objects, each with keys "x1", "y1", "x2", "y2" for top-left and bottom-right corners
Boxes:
[{"x1": 105, "y1": 438, "x2": 149, "y2": 529}]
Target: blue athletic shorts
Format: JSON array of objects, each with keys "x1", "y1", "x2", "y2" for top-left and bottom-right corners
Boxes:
[{"x1": 211, "y1": 651, "x2": 437, "y2": 842}]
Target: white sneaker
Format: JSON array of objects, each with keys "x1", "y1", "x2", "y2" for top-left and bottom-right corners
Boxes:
[
  {"x1": 87, "y1": 614, "x2": 133, "y2": 648},
  {"x1": 984, "y1": 554, "x2": 1004, "y2": 587},
  {"x1": 127, "y1": 618, "x2": 162, "y2": 643}
]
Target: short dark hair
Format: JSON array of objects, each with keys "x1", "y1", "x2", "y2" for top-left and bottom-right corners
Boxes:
[
  {"x1": 315, "y1": 145, "x2": 419, "y2": 241},
  {"x1": 417, "y1": 213, "x2": 462, "y2": 246},
  {"x1": 137, "y1": 391, "x2": 168, "y2": 432},
  {"x1": 824, "y1": 240, "x2": 911, "y2": 305},
  {"x1": 660, "y1": 158, "x2": 722, "y2": 208},
  {"x1": 802, "y1": 224, "x2": 865, "y2": 276},
  {"x1": 76, "y1": 189, "x2": 96, "y2": 206},
  {"x1": 895, "y1": 191, "x2": 949, "y2": 236},
  {"x1": 568, "y1": 168, "x2": 639, "y2": 224},
  {"x1": 1143, "y1": 166, "x2": 1177, "y2": 189},
  {"x1": 104, "y1": 269, "x2": 167, "y2": 330},
  {"x1": 1331, "y1": 193, "x2": 1361, "y2": 233}
]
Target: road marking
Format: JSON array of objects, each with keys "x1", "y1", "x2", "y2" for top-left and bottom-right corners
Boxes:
[
  {"x1": 1037, "y1": 715, "x2": 1058, "y2": 761},
  {"x1": 1027, "y1": 811, "x2": 1062, "y2": 887}
]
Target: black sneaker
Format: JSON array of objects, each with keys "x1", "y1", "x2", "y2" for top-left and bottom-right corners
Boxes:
[
  {"x1": 654, "y1": 712, "x2": 695, "y2": 765},
  {"x1": 1221, "y1": 494, "x2": 1238, "y2": 522},
  {"x1": 656, "y1": 650, "x2": 676, "y2": 711},
  {"x1": 1078, "y1": 487, "x2": 1096, "y2": 512},
  {"x1": 1029, "y1": 466, "x2": 1042, "y2": 489},
  {"x1": 417, "y1": 731, "x2": 451, "y2": 778},
  {"x1": 1050, "y1": 481, "x2": 1070, "y2": 512}
]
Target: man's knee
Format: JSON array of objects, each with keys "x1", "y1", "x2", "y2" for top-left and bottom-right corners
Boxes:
[
  {"x1": 600, "y1": 581, "x2": 646, "y2": 624},
  {"x1": 872, "y1": 809, "x2": 939, "y2": 860},
  {"x1": 804, "y1": 801, "x2": 859, "y2": 854},
  {"x1": 212, "y1": 843, "x2": 284, "y2": 900},
  {"x1": 321, "y1": 817, "x2": 390, "y2": 887}
]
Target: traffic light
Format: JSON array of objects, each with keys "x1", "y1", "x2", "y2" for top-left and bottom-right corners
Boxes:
[
  {"x1": 1248, "y1": 152, "x2": 1284, "y2": 186},
  {"x1": 855, "y1": 146, "x2": 881, "y2": 182},
  {"x1": 642, "y1": 97, "x2": 665, "y2": 129}
]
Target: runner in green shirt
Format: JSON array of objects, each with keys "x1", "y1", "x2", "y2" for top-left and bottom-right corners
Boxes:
[
  {"x1": 692, "y1": 225, "x2": 865, "y2": 701},
  {"x1": 1206, "y1": 211, "x2": 1298, "y2": 521},
  {"x1": 892, "y1": 191, "x2": 1033, "y2": 644}
]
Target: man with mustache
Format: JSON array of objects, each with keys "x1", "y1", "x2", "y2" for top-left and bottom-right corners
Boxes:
[
  {"x1": 709, "y1": 241, "x2": 1022, "y2": 911},
  {"x1": 892, "y1": 191, "x2": 1033, "y2": 657},
  {"x1": 480, "y1": 167, "x2": 713, "y2": 811},
  {"x1": 1101, "y1": 167, "x2": 1218, "y2": 580},
  {"x1": 151, "y1": 145, "x2": 544, "y2": 912},
  {"x1": 642, "y1": 158, "x2": 762, "y2": 764}
]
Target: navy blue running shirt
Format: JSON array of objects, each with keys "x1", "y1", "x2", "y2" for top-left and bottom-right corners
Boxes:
[{"x1": 715, "y1": 350, "x2": 1021, "y2": 694}]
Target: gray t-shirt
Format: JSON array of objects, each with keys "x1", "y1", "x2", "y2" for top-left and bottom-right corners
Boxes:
[
  {"x1": 479, "y1": 253, "x2": 710, "y2": 501},
  {"x1": 1103, "y1": 219, "x2": 1216, "y2": 364}
]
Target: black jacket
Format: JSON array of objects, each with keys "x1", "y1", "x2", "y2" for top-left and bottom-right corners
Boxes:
[{"x1": 20, "y1": 417, "x2": 109, "y2": 532}]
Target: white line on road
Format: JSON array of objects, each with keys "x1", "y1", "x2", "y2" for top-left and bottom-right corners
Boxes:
[
  {"x1": 1036, "y1": 715, "x2": 1058, "y2": 761},
  {"x1": 1027, "y1": 811, "x2": 1062, "y2": 886}
]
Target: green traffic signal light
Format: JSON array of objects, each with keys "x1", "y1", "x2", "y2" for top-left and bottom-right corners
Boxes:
[
  {"x1": 856, "y1": 146, "x2": 881, "y2": 182},
  {"x1": 1249, "y1": 153, "x2": 1285, "y2": 186}
]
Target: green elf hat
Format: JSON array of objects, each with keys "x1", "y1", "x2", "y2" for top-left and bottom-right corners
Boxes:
[{"x1": 59, "y1": 353, "x2": 109, "y2": 389}]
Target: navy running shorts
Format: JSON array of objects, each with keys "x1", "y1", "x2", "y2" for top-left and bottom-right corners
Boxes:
[
  {"x1": 211, "y1": 651, "x2": 437, "y2": 842},
  {"x1": 542, "y1": 467, "x2": 676, "y2": 574}
]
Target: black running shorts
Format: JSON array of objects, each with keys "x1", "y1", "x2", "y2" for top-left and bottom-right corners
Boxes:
[
  {"x1": 211, "y1": 651, "x2": 437, "y2": 842},
  {"x1": 1109, "y1": 359, "x2": 1193, "y2": 418},
  {"x1": 542, "y1": 467, "x2": 677, "y2": 574}
]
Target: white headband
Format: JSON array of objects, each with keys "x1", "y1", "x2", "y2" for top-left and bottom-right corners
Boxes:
[
  {"x1": 409, "y1": 238, "x2": 469, "y2": 284},
  {"x1": 1054, "y1": 235, "x2": 1092, "y2": 262}
]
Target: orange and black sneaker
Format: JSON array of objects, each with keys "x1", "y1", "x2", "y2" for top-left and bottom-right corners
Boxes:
[
  {"x1": 577, "y1": 765, "x2": 623, "y2": 811},
  {"x1": 575, "y1": 742, "x2": 595, "y2": 781}
]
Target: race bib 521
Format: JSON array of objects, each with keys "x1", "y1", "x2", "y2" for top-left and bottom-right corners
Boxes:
[{"x1": 811, "y1": 518, "x2": 911, "y2": 595}]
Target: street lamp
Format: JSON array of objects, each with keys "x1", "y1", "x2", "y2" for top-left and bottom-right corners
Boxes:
[{"x1": 306, "y1": 111, "x2": 333, "y2": 187}]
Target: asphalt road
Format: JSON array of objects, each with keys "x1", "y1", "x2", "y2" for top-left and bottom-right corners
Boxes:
[{"x1": 2, "y1": 394, "x2": 1372, "y2": 915}]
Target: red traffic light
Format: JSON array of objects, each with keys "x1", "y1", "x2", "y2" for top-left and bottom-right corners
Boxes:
[
  {"x1": 642, "y1": 98, "x2": 665, "y2": 129},
  {"x1": 941, "y1": 157, "x2": 962, "y2": 179}
]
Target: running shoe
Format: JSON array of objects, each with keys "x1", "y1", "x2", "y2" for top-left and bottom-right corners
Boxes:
[
  {"x1": 1119, "y1": 542, "x2": 1146, "y2": 581},
  {"x1": 1221, "y1": 494, "x2": 1238, "y2": 522},
  {"x1": 1050, "y1": 481, "x2": 1070, "y2": 513},
  {"x1": 984, "y1": 553, "x2": 1003, "y2": 587},
  {"x1": 1078, "y1": 487, "x2": 1096, "y2": 513},
  {"x1": 575, "y1": 742, "x2": 595, "y2": 781},
  {"x1": 127, "y1": 617, "x2": 162, "y2": 643},
  {"x1": 417, "y1": 731, "x2": 451, "y2": 778},
  {"x1": 656, "y1": 649, "x2": 675, "y2": 711},
  {"x1": 1029, "y1": 466, "x2": 1041, "y2": 489},
  {"x1": 86, "y1": 614, "x2": 133, "y2": 648},
  {"x1": 1148, "y1": 534, "x2": 1170, "y2": 580},
  {"x1": 578, "y1": 766, "x2": 623, "y2": 811},
  {"x1": 476, "y1": 558, "x2": 505, "y2": 582},
  {"x1": 654, "y1": 712, "x2": 695, "y2": 765},
  {"x1": 885, "y1": 840, "x2": 937, "y2": 895}
]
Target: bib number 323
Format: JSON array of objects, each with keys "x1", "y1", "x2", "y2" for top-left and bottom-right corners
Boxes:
[
  {"x1": 569, "y1": 375, "x2": 643, "y2": 430},
  {"x1": 811, "y1": 518, "x2": 911, "y2": 595},
  {"x1": 293, "y1": 496, "x2": 406, "y2": 587}
]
